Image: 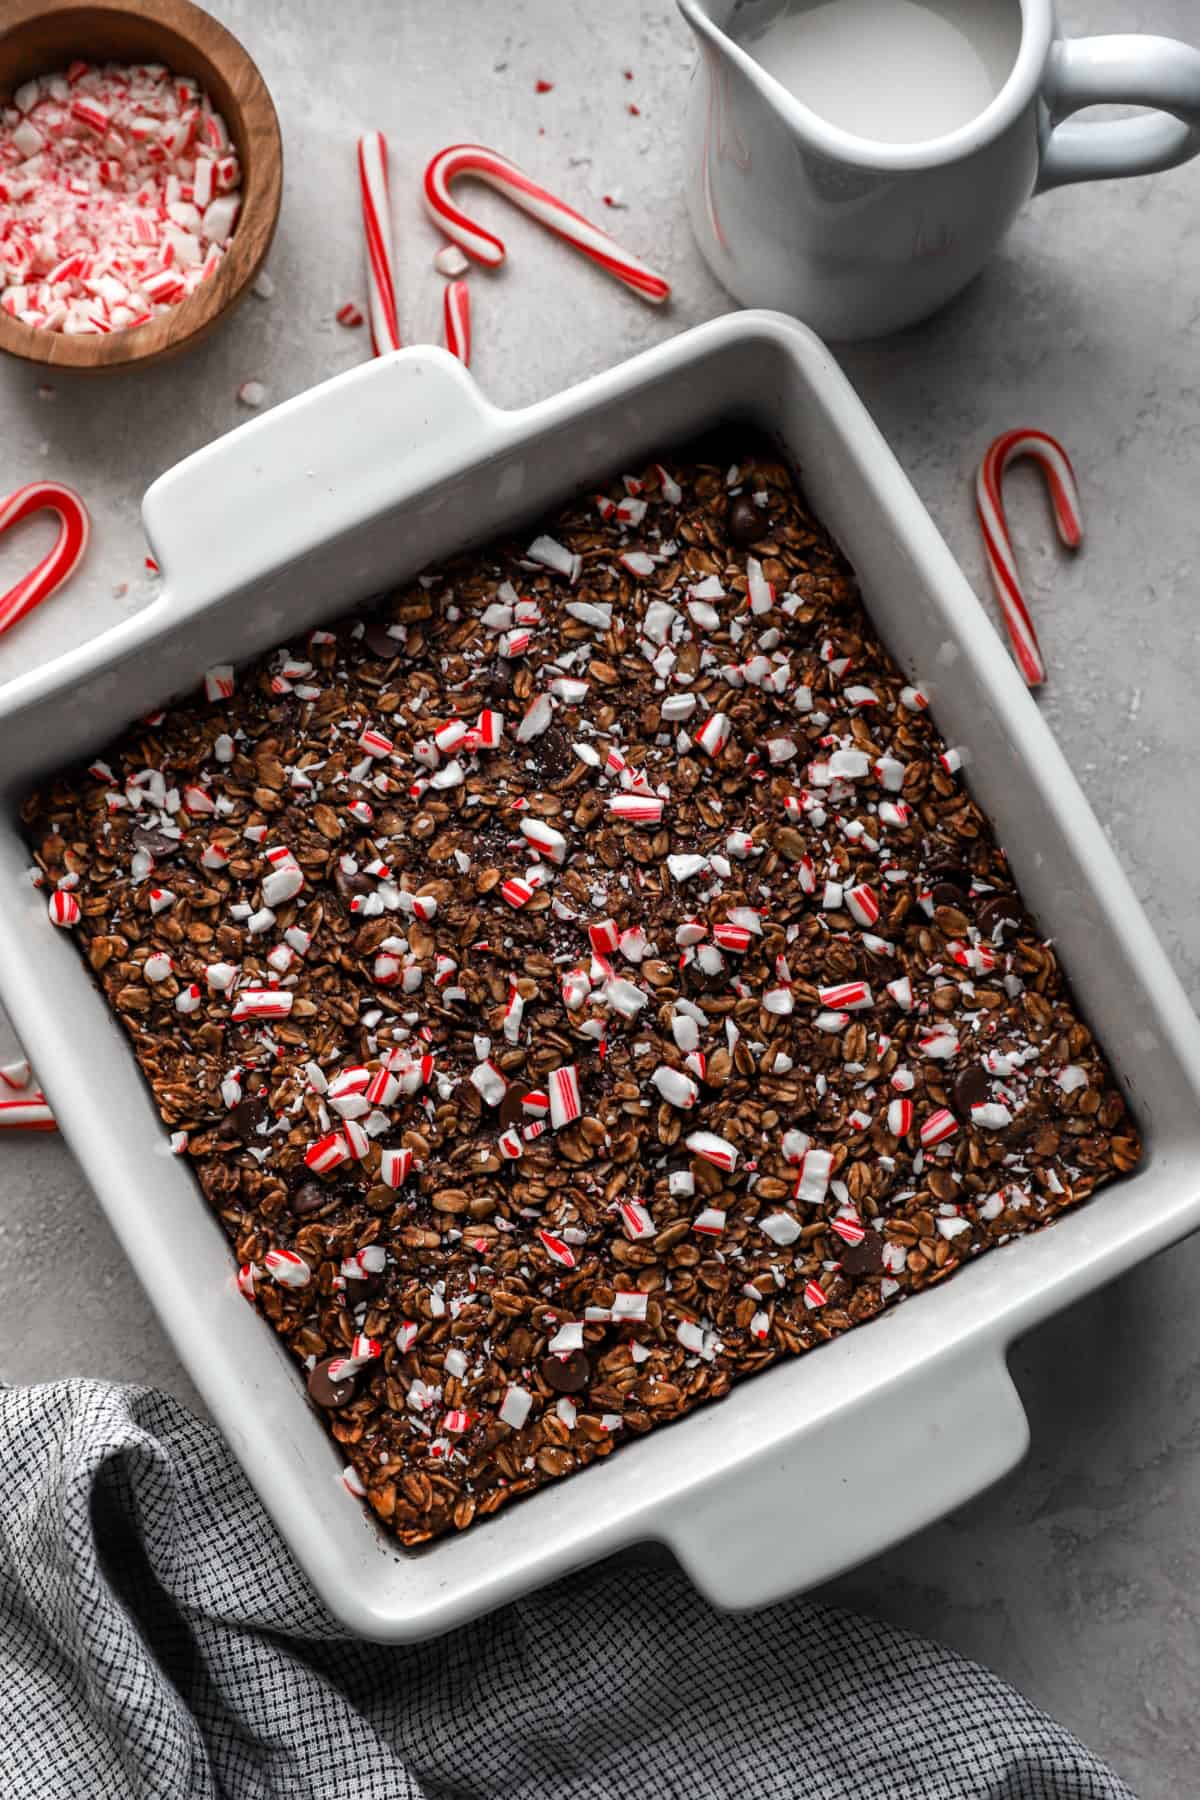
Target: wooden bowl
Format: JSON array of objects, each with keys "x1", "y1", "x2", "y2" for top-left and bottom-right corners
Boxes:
[{"x1": 0, "y1": 0, "x2": 282, "y2": 372}]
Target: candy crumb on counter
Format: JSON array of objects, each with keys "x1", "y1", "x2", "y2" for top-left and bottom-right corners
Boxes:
[{"x1": 433, "y1": 244, "x2": 469, "y2": 279}]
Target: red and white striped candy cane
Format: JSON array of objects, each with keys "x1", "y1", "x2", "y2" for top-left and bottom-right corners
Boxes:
[
  {"x1": 356, "y1": 131, "x2": 402, "y2": 356},
  {"x1": 0, "y1": 482, "x2": 91, "y2": 638},
  {"x1": 443, "y1": 278, "x2": 471, "y2": 365},
  {"x1": 976, "y1": 430, "x2": 1083, "y2": 689},
  {"x1": 0, "y1": 1091, "x2": 56, "y2": 1131},
  {"x1": 423, "y1": 144, "x2": 670, "y2": 305}
]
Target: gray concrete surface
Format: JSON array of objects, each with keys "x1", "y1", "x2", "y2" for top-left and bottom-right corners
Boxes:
[{"x1": 2, "y1": 1, "x2": 1198, "y2": 1790}]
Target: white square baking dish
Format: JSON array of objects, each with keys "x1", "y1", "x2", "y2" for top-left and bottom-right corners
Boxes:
[{"x1": 0, "y1": 313, "x2": 1197, "y2": 1642}]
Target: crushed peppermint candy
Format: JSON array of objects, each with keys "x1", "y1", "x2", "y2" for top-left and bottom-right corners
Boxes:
[{"x1": 1, "y1": 62, "x2": 243, "y2": 335}]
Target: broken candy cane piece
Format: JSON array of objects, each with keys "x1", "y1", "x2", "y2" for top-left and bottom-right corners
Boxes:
[
  {"x1": 422, "y1": 143, "x2": 670, "y2": 303},
  {"x1": 442, "y1": 279, "x2": 471, "y2": 365},
  {"x1": 357, "y1": 130, "x2": 402, "y2": 355}
]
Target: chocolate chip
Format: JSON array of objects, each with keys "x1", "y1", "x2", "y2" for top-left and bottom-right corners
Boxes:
[
  {"x1": 291, "y1": 1180, "x2": 328, "y2": 1217},
  {"x1": 362, "y1": 620, "x2": 401, "y2": 660},
  {"x1": 498, "y1": 1082, "x2": 530, "y2": 1130},
  {"x1": 727, "y1": 495, "x2": 767, "y2": 546},
  {"x1": 334, "y1": 866, "x2": 373, "y2": 902},
  {"x1": 307, "y1": 1356, "x2": 358, "y2": 1409},
  {"x1": 839, "y1": 1231, "x2": 884, "y2": 1275},
  {"x1": 527, "y1": 725, "x2": 570, "y2": 779},
  {"x1": 344, "y1": 1272, "x2": 382, "y2": 1304},
  {"x1": 977, "y1": 895, "x2": 1022, "y2": 942},
  {"x1": 930, "y1": 881, "x2": 967, "y2": 910},
  {"x1": 540, "y1": 1349, "x2": 591, "y2": 1393},
  {"x1": 130, "y1": 825, "x2": 181, "y2": 859},
  {"x1": 925, "y1": 861, "x2": 967, "y2": 891},
  {"x1": 227, "y1": 1095, "x2": 266, "y2": 1142},
  {"x1": 953, "y1": 1064, "x2": 990, "y2": 1114}
]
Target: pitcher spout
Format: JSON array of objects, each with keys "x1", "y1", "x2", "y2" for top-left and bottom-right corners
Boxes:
[
  {"x1": 676, "y1": 0, "x2": 725, "y2": 30},
  {"x1": 677, "y1": 0, "x2": 748, "y2": 65},
  {"x1": 677, "y1": 0, "x2": 753, "y2": 59},
  {"x1": 677, "y1": 0, "x2": 814, "y2": 153}
]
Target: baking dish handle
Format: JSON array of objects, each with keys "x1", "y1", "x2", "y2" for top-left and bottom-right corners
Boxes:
[
  {"x1": 141, "y1": 347, "x2": 503, "y2": 612},
  {"x1": 659, "y1": 1345, "x2": 1028, "y2": 1610}
]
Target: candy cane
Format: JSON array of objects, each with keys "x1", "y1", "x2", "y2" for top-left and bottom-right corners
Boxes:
[
  {"x1": 0, "y1": 482, "x2": 91, "y2": 638},
  {"x1": 0, "y1": 1092, "x2": 56, "y2": 1130},
  {"x1": 976, "y1": 430, "x2": 1082, "y2": 688},
  {"x1": 356, "y1": 131, "x2": 401, "y2": 355},
  {"x1": 423, "y1": 144, "x2": 670, "y2": 305},
  {"x1": 443, "y1": 278, "x2": 471, "y2": 365}
]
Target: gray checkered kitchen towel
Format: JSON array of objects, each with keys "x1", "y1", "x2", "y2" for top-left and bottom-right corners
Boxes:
[{"x1": 0, "y1": 1380, "x2": 1133, "y2": 1800}]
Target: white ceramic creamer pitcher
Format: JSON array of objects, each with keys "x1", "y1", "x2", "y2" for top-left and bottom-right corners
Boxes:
[{"x1": 679, "y1": 0, "x2": 1200, "y2": 338}]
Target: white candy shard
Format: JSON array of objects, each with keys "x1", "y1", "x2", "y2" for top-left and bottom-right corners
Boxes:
[
  {"x1": 499, "y1": 1386, "x2": 533, "y2": 1429},
  {"x1": 685, "y1": 1130, "x2": 738, "y2": 1171},
  {"x1": 516, "y1": 693, "x2": 555, "y2": 742},
  {"x1": 651, "y1": 1065, "x2": 699, "y2": 1108},
  {"x1": 527, "y1": 535, "x2": 581, "y2": 581},
  {"x1": 794, "y1": 1149, "x2": 833, "y2": 1205}
]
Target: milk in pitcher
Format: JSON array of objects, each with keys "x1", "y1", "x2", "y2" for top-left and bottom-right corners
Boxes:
[{"x1": 731, "y1": 0, "x2": 1021, "y2": 144}]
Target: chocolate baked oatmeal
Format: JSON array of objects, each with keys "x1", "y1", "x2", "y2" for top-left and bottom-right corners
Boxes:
[{"x1": 24, "y1": 444, "x2": 1141, "y2": 1545}]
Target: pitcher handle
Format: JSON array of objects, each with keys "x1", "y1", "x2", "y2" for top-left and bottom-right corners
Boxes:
[{"x1": 1038, "y1": 34, "x2": 1200, "y2": 191}]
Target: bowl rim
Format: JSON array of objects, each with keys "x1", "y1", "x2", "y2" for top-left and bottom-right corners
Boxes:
[{"x1": 0, "y1": 0, "x2": 282, "y2": 371}]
